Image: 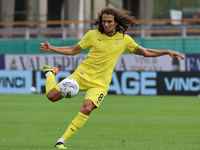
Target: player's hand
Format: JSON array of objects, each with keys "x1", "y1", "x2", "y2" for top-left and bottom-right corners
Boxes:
[
  {"x1": 168, "y1": 50, "x2": 185, "y2": 60},
  {"x1": 39, "y1": 41, "x2": 51, "y2": 52}
]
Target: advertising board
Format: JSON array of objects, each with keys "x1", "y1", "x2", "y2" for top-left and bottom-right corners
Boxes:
[
  {"x1": 5, "y1": 54, "x2": 186, "y2": 71},
  {"x1": 1, "y1": 70, "x2": 199, "y2": 96},
  {"x1": 0, "y1": 70, "x2": 32, "y2": 94}
]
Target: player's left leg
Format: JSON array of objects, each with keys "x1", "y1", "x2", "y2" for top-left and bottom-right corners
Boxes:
[
  {"x1": 62, "y1": 99, "x2": 96, "y2": 140},
  {"x1": 55, "y1": 99, "x2": 96, "y2": 149},
  {"x1": 54, "y1": 88, "x2": 107, "y2": 149}
]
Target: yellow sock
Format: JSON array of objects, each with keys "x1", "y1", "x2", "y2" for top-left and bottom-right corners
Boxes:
[
  {"x1": 61, "y1": 112, "x2": 89, "y2": 141},
  {"x1": 45, "y1": 74, "x2": 56, "y2": 95}
]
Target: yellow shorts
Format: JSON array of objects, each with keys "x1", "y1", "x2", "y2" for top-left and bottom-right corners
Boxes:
[{"x1": 55, "y1": 73, "x2": 107, "y2": 107}]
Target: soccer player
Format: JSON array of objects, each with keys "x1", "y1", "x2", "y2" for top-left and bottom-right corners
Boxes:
[{"x1": 40, "y1": 7, "x2": 185, "y2": 149}]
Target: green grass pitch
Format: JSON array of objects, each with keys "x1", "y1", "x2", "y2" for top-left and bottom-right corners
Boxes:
[{"x1": 0, "y1": 94, "x2": 200, "y2": 150}]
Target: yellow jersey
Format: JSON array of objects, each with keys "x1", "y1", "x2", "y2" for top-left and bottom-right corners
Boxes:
[{"x1": 76, "y1": 30, "x2": 139, "y2": 90}]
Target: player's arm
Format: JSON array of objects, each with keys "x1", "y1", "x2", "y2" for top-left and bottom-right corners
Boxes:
[
  {"x1": 40, "y1": 41, "x2": 82, "y2": 55},
  {"x1": 134, "y1": 46, "x2": 185, "y2": 60}
]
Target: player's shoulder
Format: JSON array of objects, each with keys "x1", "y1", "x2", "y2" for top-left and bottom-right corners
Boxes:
[
  {"x1": 85, "y1": 30, "x2": 104, "y2": 41},
  {"x1": 123, "y1": 33, "x2": 132, "y2": 39},
  {"x1": 80, "y1": 30, "x2": 100, "y2": 41}
]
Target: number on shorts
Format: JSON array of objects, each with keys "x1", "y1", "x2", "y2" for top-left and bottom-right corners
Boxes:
[{"x1": 98, "y1": 93, "x2": 104, "y2": 102}]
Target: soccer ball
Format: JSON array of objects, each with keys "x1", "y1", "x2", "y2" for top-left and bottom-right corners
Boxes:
[
  {"x1": 30, "y1": 86, "x2": 37, "y2": 93},
  {"x1": 59, "y1": 78, "x2": 79, "y2": 98}
]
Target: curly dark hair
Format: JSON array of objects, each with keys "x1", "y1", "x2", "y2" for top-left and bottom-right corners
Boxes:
[{"x1": 93, "y1": 7, "x2": 138, "y2": 34}]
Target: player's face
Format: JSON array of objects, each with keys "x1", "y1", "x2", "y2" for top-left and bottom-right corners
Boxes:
[{"x1": 102, "y1": 14, "x2": 117, "y2": 36}]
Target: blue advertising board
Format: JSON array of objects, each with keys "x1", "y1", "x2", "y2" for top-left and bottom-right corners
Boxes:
[
  {"x1": 1, "y1": 70, "x2": 200, "y2": 95},
  {"x1": 0, "y1": 70, "x2": 32, "y2": 94}
]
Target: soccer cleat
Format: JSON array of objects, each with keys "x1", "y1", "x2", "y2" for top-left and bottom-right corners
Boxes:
[
  {"x1": 54, "y1": 142, "x2": 67, "y2": 149},
  {"x1": 42, "y1": 65, "x2": 59, "y2": 76}
]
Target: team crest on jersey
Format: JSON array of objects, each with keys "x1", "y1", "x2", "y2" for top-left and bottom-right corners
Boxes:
[{"x1": 116, "y1": 40, "x2": 121, "y2": 45}]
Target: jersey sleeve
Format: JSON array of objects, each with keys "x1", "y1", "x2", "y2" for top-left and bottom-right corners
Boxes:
[
  {"x1": 76, "y1": 31, "x2": 92, "y2": 51},
  {"x1": 124, "y1": 35, "x2": 139, "y2": 54}
]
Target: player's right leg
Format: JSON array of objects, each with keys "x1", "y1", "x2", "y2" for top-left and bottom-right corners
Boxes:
[
  {"x1": 42, "y1": 65, "x2": 63, "y2": 102},
  {"x1": 47, "y1": 88, "x2": 63, "y2": 102},
  {"x1": 42, "y1": 65, "x2": 59, "y2": 76}
]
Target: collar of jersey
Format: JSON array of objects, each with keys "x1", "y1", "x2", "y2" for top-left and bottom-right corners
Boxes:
[
  {"x1": 104, "y1": 31, "x2": 117, "y2": 37},
  {"x1": 103, "y1": 32, "x2": 124, "y2": 39}
]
